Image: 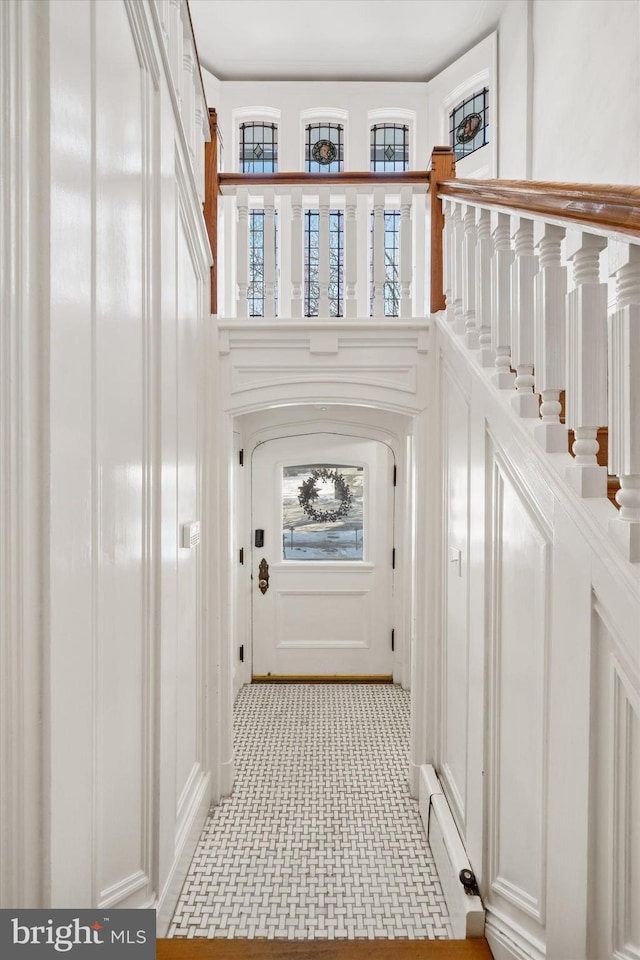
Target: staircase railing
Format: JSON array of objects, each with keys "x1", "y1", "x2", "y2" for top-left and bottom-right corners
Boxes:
[{"x1": 428, "y1": 147, "x2": 640, "y2": 563}]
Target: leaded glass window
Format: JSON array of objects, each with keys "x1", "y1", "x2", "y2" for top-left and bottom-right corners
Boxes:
[
  {"x1": 304, "y1": 210, "x2": 344, "y2": 317},
  {"x1": 239, "y1": 122, "x2": 278, "y2": 173},
  {"x1": 305, "y1": 123, "x2": 344, "y2": 173},
  {"x1": 370, "y1": 124, "x2": 409, "y2": 172},
  {"x1": 248, "y1": 210, "x2": 278, "y2": 317},
  {"x1": 370, "y1": 210, "x2": 400, "y2": 316},
  {"x1": 282, "y1": 464, "x2": 364, "y2": 561},
  {"x1": 449, "y1": 88, "x2": 489, "y2": 160}
]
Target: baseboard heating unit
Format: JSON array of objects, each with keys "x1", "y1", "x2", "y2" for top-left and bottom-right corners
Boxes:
[{"x1": 419, "y1": 764, "x2": 485, "y2": 939}]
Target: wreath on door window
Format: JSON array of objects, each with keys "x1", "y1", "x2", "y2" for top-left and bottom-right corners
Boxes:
[{"x1": 297, "y1": 467, "x2": 353, "y2": 522}]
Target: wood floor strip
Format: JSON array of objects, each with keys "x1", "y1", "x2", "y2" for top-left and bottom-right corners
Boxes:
[
  {"x1": 157, "y1": 939, "x2": 494, "y2": 959},
  {"x1": 251, "y1": 676, "x2": 394, "y2": 684}
]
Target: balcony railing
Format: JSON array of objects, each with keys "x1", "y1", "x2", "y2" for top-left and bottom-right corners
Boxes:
[
  {"x1": 217, "y1": 171, "x2": 430, "y2": 320},
  {"x1": 427, "y1": 148, "x2": 640, "y2": 563}
]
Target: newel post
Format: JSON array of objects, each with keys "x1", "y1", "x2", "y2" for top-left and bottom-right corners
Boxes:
[
  {"x1": 203, "y1": 108, "x2": 218, "y2": 314},
  {"x1": 564, "y1": 231, "x2": 608, "y2": 497},
  {"x1": 608, "y1": 241, "x2": 640, "y2": 562},
  {"x1": 428, "y1": 147, "x2": 456, "y2": 314}
]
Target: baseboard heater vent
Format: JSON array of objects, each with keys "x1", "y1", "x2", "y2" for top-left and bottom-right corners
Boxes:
[{"x1": 419, "y1": 764, "x2": 485, "y2": 938}]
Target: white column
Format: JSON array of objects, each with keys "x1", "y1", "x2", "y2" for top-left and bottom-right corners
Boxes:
[
  {"x1": 372, "y1": 186, "x2": 385, "y2": 319},
  {"x1": 399, "y1": 186, "x2": 413, "y2": 319},
  {"x1": 462, "y1": 205, "x2": 478, "y2": 347},
  {"x1": 608, "y1": 241, "x2": 640, "y2": 561},
  {"x1": 510, "y1": 217, "x2": 539, "y2": 416},
  {"x1": 169, "y1": 0, "x2": 182, "y2": 109},
  {"x1": 491, "y1": 212, "x2": 515, "y2": 388},
  {"x1": 475, "y1": 207, "x2": 494, "y2": 367},
  {"x1": 345, "y1": 187, "x2": 358, "y2": 319},
  {"x1": 451, "y1": 202, "x2": 465, "y2": 333},
  {"x1": 534, "y1": 223, "x2": 568, "y2": 451},
  {"x1": 182, "y1": 45, "x2": 195, "y2": 165},
  {"x1": 235, "y1": 187, "x2": 249, "y2": 319},
  {"x1": 318, "y1": 187, "x2": 330, "y2": 317},
  {"x1": 290, "y1": 188, "x2": 303, "y2": 319},
  {"x1": 564, "y1": 232, "x2": 608, "y2": 497},
  {"x1": 263, "y1": 187, "x2": 276, "y2": 320}
]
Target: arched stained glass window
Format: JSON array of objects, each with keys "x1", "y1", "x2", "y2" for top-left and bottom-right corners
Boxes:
[
  {"x1": 449, "y1": 88, "x2": 489, "y2": 160},
  {"x1": 239, "y1": 122, "x2": 278, "y2": 173},
  {"x1": 370, "y1": 124, "x2": 409, "y2": 172},
  {"x1": 305, "y1": 123, "x2": 344, "y2": 173}
]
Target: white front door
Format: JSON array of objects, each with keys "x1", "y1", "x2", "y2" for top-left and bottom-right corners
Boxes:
[{"x1": 251, "y1": 433, "x2": 395, "y2": 678}]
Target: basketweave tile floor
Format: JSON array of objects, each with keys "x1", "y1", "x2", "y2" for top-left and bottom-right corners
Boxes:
[{"x1": 168, "y1": 683, "x2": 452, "y2": 941}]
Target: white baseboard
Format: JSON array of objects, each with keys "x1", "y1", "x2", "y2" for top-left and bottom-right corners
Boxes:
[
  {"x1": 419, "y1": 764, "x2": 485, "y2": 939},
  {"x1": 155, "y1": 771, "x2": 211, "y2": 936},
  {"x1": 484, "y1": 907, "x2": 546, "y2": 960}
]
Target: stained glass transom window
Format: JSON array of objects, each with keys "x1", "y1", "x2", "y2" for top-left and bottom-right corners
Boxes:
[
  {"x1": 370, "y1": 210, "x2": 400, "y2": 316},
  {"x1": 304, "y1": 210, "x2": 344, "y2": 317},
  {"x1": 248, "y1": 210, "x2": 278, "y2": 317},
  {"x1": 370, "y1": 125, "x2": 409, "y2": 172},
  {"x1": 282, "y1": 464, "x2": 364, "y2": 561},
  {"x1": 239, "y1": 122, "x2": 278, "y2": 173},
  {"x1": 305, "y1": 123, "x2": 344, "y2": 173},
  {"x1": 449, "y1": 88, "x2": 489, "y2": 160}
]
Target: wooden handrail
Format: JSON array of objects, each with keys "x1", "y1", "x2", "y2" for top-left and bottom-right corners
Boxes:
[
  {"x1": 219, "y1": 171, "x2": 430, "y2": 188},
  {"x1": 438, "y1": 179, "x2": 640, "y2": 238}
]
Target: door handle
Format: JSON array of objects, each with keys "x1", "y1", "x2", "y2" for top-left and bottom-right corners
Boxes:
[{"x1": 258, "y1": 558, "x2": 269, "y2": 594}]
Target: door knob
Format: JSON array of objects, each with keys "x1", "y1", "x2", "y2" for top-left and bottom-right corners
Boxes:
[{"x1": 258, "y1": 558, "x2": 269, "y2": 594}]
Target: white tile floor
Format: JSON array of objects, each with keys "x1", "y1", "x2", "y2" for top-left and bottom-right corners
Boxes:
[{"x1": 169, "y1": 683, "x2": 452, "y2": 940}]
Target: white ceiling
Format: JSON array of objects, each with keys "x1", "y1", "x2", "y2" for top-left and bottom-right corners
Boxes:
[{"x1": 188, "y1": 0, "x2": 507, "y2": 83}]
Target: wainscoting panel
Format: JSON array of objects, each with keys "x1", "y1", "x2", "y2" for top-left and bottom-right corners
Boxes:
[
  {"x1": 588, "y1": 608, "x2": 640, "y2": 960},
  {"x1": 440, "y1": 363, "x2": 471, "y2": 830},
  {"x1": 487, "y1": 444, "x2": 550, "y2": 929}
]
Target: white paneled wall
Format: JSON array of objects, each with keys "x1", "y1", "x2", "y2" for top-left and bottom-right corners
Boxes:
[
  {"x1": 1, "y1": 0, "x2": 217, "y2": 927},
  {"x1": 434, "y1": 297, "x2": 640, "y2": 960}
]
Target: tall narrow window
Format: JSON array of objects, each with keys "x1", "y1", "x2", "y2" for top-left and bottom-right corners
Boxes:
[
  {"x1": 370, "y1": 210, "x2": 400, "y2": 316},
  {"x1": 248, "y1": 210, "x2": 278, "y2": 317},
  {"x1": 304, "y1": 210, "x2": 344, "y2": 317},
  {"x1": 305, "y1": 123, "x2": 344, "y2": 173},
  {"x1": 370, "y1": 124, "x2": 409, "y2": 172},
  {"x1": 449, "y1": 88, "x2": 489, "y2": 160},
  {"x1": 239, "y1": 122, "x2": 278, "y2": 173}
]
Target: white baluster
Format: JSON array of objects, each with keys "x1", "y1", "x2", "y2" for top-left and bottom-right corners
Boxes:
[
  {"x1": 372, "y1": 187, "x2": 385, "y2": 318},
  {"x1": 608, "y1": 241, "x2": 640, "y2": 561},
  {"x1": 345, "y1": 187, "x2": 358, "y2": 319},
  {"x1": 194, "y1": 93, "x2": 205, "y2": 201},
  {"x1": 290, "y1": 188, "x2": 303, "y2": 319},
  {"x1": 399, "y1": 186, "x2": 413, "y2": 319},
  {"x1": 263, "y1": 187, "x2": 276, "y2": 320},
  {"x1": 510, "y1": 217, "x2": 539, "y2": 416},
  {"x1": 475, "y1": 208, "x2": 494, "y2": 367},
  {"x1": 564, "y1": 232, "x2": 608, "y2": 497},
  {"x1": 491, "y1": 212, "x2": 515, "y2": 388},
  {"x1": 235, "y1": 187, "x2": 249, "y2": 318},
  {"x1": 318, "y1": 187, "x2": 330, "y2": 317},
  {"x1": 452, "y1": 203, "x2": 465, "y2": 333},
  {"x1": 534, "y1": 223, "x2": 568, "y2": 451},
  {"x1": 443, "y1": 199, "x2": 455, "y2": 322},
  {"x1": 463, "y1": 205, "x2": 478, "y2": 347}
]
